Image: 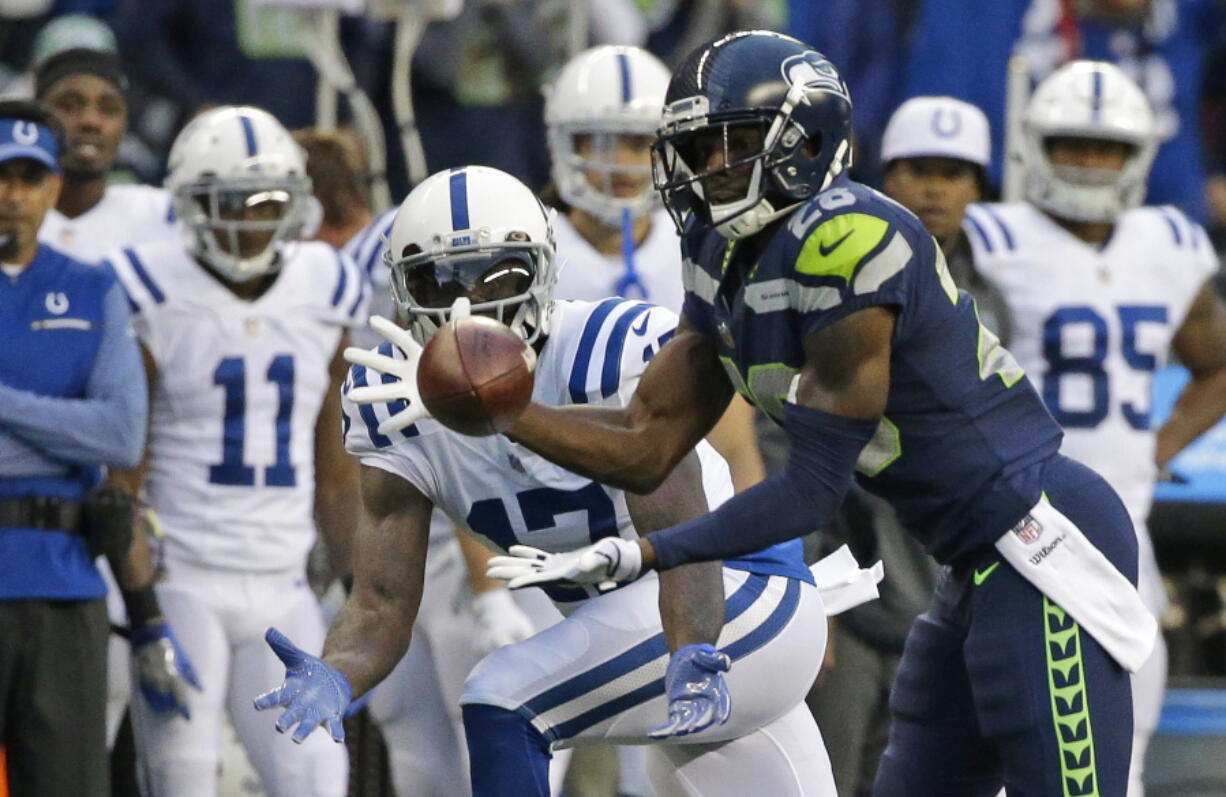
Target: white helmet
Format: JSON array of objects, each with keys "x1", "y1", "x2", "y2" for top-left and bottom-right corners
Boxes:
[
  {"x1": 1022, "y1": 60, "x2": 1156, "y2": 223},
  {"x1": 545, "y1": 45, "x2": 671, "y2": 226},
  {"x1": 165, "y1": 106, "x2": 316, "y2": 282},
  {"x1": 385, "y1": 166, "x2": 557, "y2": 347}
]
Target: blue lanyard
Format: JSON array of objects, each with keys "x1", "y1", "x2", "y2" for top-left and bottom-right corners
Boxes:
[{"x1": 614, "y1": 208, "x2": 649, "y2": 300}]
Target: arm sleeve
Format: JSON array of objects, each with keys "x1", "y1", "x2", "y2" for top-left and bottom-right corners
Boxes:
[
  {"x1": 0, "y1": 283, "x2": 148, "y2": 467},
  {"x1": 648, "y1": 402, "x2": 878, "y2": 570}
]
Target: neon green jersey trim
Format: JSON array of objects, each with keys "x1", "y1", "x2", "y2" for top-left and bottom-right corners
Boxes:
[
  {"x1": 795, "y1": 213, "x2": 890, "y2": 282},
  {"x1": 1044, "y1": 597, "x2": 1100, "y2": 797},
  {"x1": 973, "y1": 562, "x2": 1000, "y2": 586}
]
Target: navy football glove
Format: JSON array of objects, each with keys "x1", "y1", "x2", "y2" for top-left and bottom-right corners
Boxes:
[
  {"x1": 253, "y1": 627, "x2": 352, "y2": 743},
  {"x1": 130, "y1": 622, "x2": 202, "y2": 720},
  {"x1": 649, "y1": 643, "x2": 732, "y2": 739}
]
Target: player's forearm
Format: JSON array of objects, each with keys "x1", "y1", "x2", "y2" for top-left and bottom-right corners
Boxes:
[
  {"x1": 110, "y1": 522, "x2": 158, "y2": 591},
  {"x1": 322, "y1": 588, "x2": 414, "y2": 698},
  {"x1": 625, "y1": 451, "x2": 724, "y2": 650},
  {"x1": 456, "y1": 528, "x2": 505, "y2": 594},
  {"x1": 658, "y1": 564, "x2": 725, "y2": 651},
  {"x1": 508, "y1": 402, "x2": 695, "y2": 493},
  {"x1": 1156, "y1": 368, "x2": 1226, "y2": 467},
  {"x1": 705, "y1": 396, "x2": 766, "y2": 492},
  {"x1": 648, "y1": 404, "x2": 875, "y2": 570},
  {"x1": 314, "y1": 486, "x2": 358, "y2": 578}
]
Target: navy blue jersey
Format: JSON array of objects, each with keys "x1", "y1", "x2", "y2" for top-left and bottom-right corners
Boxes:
[{"x1": 681, "y1": 177, "x2": 1063, "y2": 562}]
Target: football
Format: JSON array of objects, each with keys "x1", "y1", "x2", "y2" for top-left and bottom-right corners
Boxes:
[{"x1": 418, "y1": 316, "x2": 537, "y2": 436}]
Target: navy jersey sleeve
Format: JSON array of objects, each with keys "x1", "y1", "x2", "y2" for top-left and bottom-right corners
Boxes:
[{"x1": 782, "y1": 186, "x2": 935, "y2": 340}]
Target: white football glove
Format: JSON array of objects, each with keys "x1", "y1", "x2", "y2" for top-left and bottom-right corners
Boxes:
[
  {"x1": 469, "y1": 589, "x2": 535, "y2": 655},
  {"x1": 342, "y1": 299, "x2": 471, "y2": 434},
  {"x1": 486, "y1": 537, "x2": 643, "y2": 591}
]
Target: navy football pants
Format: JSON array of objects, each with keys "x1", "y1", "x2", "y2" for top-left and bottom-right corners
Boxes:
[{"x1": 874, "y1": 457, "x2": 1137, "y2": 796}]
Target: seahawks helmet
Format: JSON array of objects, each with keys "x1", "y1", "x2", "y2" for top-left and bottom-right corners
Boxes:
[
  {"x1": 652, "y1": 31, "x2": 853, "y2": 240},
  {"x1": 384, "y1": 166, "x2": 557, "y2": 347},
  {"x1": 166, "y1": 106, "x2": 316, "y2": 282}
]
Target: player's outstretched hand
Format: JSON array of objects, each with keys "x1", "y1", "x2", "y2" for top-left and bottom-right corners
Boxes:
[
  {"x1": 649, "y1": 643, "x2": 732, "y2": 739},
  {"x1": 344, "y1": 299, "x2": 473, "y2": 434},
  {"x1": 470, "y1": 589, "x2": 535, "y2": 655},
  {"x1": 486, "y1": 537, "x2": 643, "y2": 591},
  {"x1": 131, "y1": 622, "x2": 203, "y2": 720},
  {"x1": 253, "y1": 628, "x2": 351, "y2": 744}
]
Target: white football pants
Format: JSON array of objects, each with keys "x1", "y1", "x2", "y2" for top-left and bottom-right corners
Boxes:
[
  {"x1": 130, "y1": 557, "x2": 348, "y2": 797},
  {"x1": 462, "y1": 568, "x2": 836, "y2": 797}
]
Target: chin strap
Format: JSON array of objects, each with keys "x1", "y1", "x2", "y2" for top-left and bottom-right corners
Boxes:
[{"x1": 714, "y1": 196, "x2": 801, "y2": 240}]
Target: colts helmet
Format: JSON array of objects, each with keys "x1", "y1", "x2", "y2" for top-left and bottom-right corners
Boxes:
[
  {"x1": 384, "y1": 166, "x2": 558, "y2": 347},
  {"x1": 652, "y1": 30, "x2": 853, "y2": 240},
  {"x1": 165, "y1": 106, "x2": 317, "y2": 282},
  {"x1": 544, "y1": 45, "x2": 671, "y2": 226},
  {"x1": 1022, "y1": 60, "x2": 1157, "y2": 223}
]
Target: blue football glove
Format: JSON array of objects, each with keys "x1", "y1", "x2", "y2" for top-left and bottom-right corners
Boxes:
[
  {"x1": 649, "y1": 643, "x2": 732, "y2": 739},
  {"x1": 130, "y1": 622, "x2": 202, "y2": 720},
  {"x1": 253, "y1": 627, "x2": 352, "y2": 743}
]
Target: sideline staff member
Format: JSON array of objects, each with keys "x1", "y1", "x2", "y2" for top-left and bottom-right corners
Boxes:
[{"x1": 0, "y1": 100, "x2": 144, "y2": 797}]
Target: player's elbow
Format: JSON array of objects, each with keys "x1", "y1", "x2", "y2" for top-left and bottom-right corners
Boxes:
[{"x1": 620, "y1": 450, "x2": 681, "y2": 494}]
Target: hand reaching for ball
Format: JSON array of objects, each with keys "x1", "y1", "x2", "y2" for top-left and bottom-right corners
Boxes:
[{"x1": 345, "y1": 299, "x2": 537, "y2": 437}]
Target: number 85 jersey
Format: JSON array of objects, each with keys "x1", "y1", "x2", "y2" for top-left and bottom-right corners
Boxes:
[
  {"x1": 342, "y1": 298, "x2": 813, "y2": 604},
  {"x1": 966, "y1": 202, "x2": 1216, "y2": 528},
  {"x1": 109, "y1": 237, "x2": 368, "y2": 570}
]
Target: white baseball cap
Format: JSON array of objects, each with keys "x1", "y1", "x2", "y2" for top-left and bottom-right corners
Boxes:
[{"x1": 881, "y1": 96, "x2": 991, "y2": 167}]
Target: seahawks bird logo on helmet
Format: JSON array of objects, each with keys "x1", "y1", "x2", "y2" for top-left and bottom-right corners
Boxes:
[{"x1": 652, "y1": 31, "x2": 854, "y2": 240}]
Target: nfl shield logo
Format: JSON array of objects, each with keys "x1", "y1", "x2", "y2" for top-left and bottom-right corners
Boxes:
[{"x1": 1012, "y1": 516, "x2": 1042, "y2": 545}]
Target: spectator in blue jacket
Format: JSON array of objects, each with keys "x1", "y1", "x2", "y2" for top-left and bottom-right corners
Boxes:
[{"x1": 0, "y1": 99, "x2": 193, "y2": 797}]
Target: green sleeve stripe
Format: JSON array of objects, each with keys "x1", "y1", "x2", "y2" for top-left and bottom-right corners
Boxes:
[{"x1": 795, "y1": 213, "x2": 891, "y2": 282}]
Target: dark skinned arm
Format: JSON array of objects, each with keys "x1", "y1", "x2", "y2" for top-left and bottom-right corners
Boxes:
[
  {"x1": 107, "y1": 344, "x2": 163, "y2": 602},
  {"x1": 1156, "y1": 281, "x2": 1226, "y2": 468},
  {"x1": 314, "y1": 333, "x2": 361, "y2": 578},
  {"x1": 625, "y1": 449, "x2": 725, "y2": 652},
  {"x1": 638, "y1": 306, "x2": 895, "y2": 570},
  {"x1": 321, "y1": 464, "x2": 432, "y2": 698},
  {"x1": 507, "y1": 318, "x2": 734, "y2": 494}
]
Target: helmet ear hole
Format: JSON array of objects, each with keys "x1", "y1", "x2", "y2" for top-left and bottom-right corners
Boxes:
[{"x1": 801, "y1": 133, "x2": 823, "y2": 158}]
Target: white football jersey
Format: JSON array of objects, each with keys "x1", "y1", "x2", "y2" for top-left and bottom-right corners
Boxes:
[
  {"x1": 553, "y1": 208, "x2": 686, "y2": 313},
  {"x1": 40, "y1": 184, "x2": 176, "y2": 264},
  {"x1": 966, "y1": 202, "x2": 1216, "y2": 528},
  {"x1": 343, "y1": 298, "x2": 733, "y2": 602},
  {"x1": 110, "y1": 239, "x2": 368, "y2": 570},
  {"x1": 342, "y1": 208, "x2": 396, "y2": 350}
]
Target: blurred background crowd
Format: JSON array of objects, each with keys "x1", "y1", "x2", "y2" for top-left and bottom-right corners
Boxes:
[{"x1": 4, "y1": 0, "x2": 1226, "y2": 796}]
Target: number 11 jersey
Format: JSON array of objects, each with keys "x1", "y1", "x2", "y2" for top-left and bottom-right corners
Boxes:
[{"x1": 109, "y1": 238, "x2": 368, "y2": 570}]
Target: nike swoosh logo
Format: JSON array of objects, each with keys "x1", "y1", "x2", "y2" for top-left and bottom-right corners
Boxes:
[
  {"x1": 631, "y1": 314, "x2": 650, "y2": 336},
  {"x1": 973, "y1": 561, "x2": 1000, "y2": 586},
  {"x1": 817, "y1": 229, "x2": 854, "y2": 257}
]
